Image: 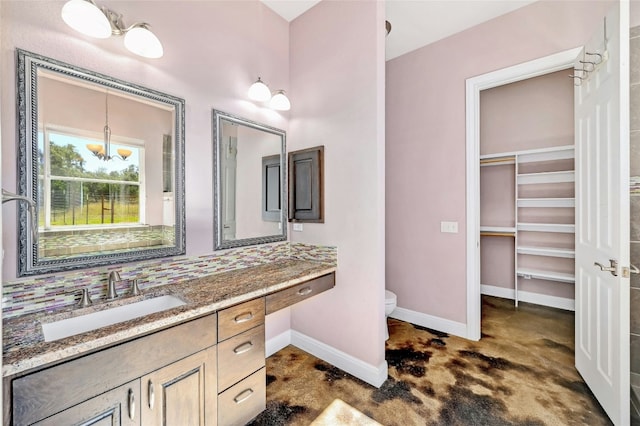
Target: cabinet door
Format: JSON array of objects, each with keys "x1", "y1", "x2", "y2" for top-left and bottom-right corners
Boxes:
[
  {"x1": 141, "y1": 346, "x2": 216, "y2": 426},
  {"x1": 35, "y1": 380, "x2": 140, "y2": 426},
  {"x1": 288, "y1": 146, "x2": 324, "y2": 222}
]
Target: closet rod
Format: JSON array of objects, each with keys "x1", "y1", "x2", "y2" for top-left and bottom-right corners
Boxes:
[
  {"x1": 480, "y1": 232, "x2": 515, "y2": 237},
  {"x1": 479, "y1": 156, "x2": 516, "y2": 165}
]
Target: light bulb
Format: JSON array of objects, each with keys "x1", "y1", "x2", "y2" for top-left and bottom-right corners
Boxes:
[
  {"x1": 61, "y1": 0, "x2": 112, "y2": 39},
  {"x1": 124, "y1": 24, "x2": 163, "y2": 59},
  {"x1": 248, "y1": 77, "x2": 271, "y2": 102},
  {"x1": 270, "y1": 90, "x2": 291, "y2": 111}
]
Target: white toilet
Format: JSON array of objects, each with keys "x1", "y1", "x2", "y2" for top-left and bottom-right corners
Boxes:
[{"x1": 384, "y1": 290, "x2": 397, "y2": 341}]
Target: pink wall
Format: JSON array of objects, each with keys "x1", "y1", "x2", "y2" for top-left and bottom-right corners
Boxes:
[
  {"x1": 480, "y1": 70, "x2": 574, "y2": 155},
  {"x1": 288, "y1": 1, "x2": 386, "y2": 368},
  {"x1": 1, "y1": 1, "x2": 289, "y2": 280},
  {"x1": 386, "y1": 0, "x2": 613, "y2": 324}
]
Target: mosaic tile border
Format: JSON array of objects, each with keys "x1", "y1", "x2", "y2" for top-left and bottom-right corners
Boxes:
[{"x1": 3, "y1": 242, "x2": 337, "y2": 319}]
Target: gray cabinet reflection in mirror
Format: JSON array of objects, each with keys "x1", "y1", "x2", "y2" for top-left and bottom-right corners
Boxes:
[{"x1": 16, "y1": 49, "x2": 186, "y2": 276}]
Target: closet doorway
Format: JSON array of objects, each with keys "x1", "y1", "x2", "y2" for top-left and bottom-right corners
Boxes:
[
  {"x1": 478, "y1": 70, "x2": 575, "y2": 312},
  {"x1": 464, "y1": 47, "x2": 582, "y2": 342}
]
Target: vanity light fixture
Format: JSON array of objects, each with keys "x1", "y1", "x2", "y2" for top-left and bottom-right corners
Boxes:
[
  {"x1": 87, "y1": 90, "x2": 132, "y2": 161},
  {"x1": 61, "y1": 0, "x2": 163, "y2": 59},
  {"x1": 248, "y1": 77, "x2": 291, "y2": 110},
  {"x1": 269, "y1": 90, "x2": 291, "y2": 111}
]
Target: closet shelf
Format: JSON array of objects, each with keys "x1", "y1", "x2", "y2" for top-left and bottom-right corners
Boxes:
[
  {"x1": 517, "y1": 223, "x2": 575, "y2": 233},
  {"x1": 517, "y1": 246, "x2": 575, "y2": 258},
  {"x1": 517, "y1": 268, "x2": 575, "y2": 283},
  {"x1": 517, "y1": 198, "x2": 575, "y2": 208},
  {"x1": 517, "y1": 146, "x2": 574, "y2": 164},
  {"x1": 517, "y1": 171, "x2": 575, "y2": 184}
]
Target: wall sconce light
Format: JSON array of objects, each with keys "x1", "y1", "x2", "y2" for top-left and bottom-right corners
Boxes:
[
  {"x1": 86, "y1": 90, "x2": 132, "y2": 161},
  {"x1": 61, "y1": 0, "x2": 163, "y2": 59},
  {"x1": 270, "y1": 90, "x2": 291, "y2": 111},
  {"x1": 248, "y1": 77, "x2": 272, "y2": 102},
  {"x1": 248, "y1": 77, "x2": 291, "y2": 111}
]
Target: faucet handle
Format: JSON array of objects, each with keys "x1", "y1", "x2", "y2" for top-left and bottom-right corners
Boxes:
[
  {"x1": 77, "y1": 288, "x2": 93, "y2": 308},
  {"x1": 131, "y1": 278, "x2": 142, "y2": 296}
]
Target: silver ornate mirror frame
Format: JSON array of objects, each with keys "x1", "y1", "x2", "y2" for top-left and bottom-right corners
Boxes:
[
  {"x1": 16, "y1": 49, "x2": 186, "y2": 276},
  {"x1": 212, "y1": 109, "x2": 287, "y2": 250}
]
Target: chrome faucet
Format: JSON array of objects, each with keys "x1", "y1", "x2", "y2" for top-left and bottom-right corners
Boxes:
[{"x1": 107, "y1": 271, "x2": 122, "y2": 300}]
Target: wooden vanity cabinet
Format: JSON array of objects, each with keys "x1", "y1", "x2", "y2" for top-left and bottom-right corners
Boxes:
[
  {"x1": 10, "y1": 314, "x2": 217, "y2": 426},
  {"x1": 217, "y1": 299, "x2": 266, "y2": 426},
  {"x1": 8, "y1": 271, "x2": 335, "y2": 426}
]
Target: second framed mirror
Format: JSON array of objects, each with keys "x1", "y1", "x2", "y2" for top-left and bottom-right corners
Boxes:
[{"x1": 212, "y1": 110, "x2": 287, "y2": 250}]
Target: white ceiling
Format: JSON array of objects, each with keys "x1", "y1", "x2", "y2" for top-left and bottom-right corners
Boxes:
[{"x1": 261, "y1": 0, "x2": 538, "y2": 61}]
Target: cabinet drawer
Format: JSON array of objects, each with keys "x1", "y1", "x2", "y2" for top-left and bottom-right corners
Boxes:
[
  {"x1": 217, "y1": 324, "x2": 265, "y2": 392},
  {"x1": 266, "y1": 272, "x2": 335, "y2": 314},
  {"x1": 218, "y1": 367, "x2": 266, "y2": 426},
  {"x1": 218, "y1": 298, "x2": 265, "y2": 342}
]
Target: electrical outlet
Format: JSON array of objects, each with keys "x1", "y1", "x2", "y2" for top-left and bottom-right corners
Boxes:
[
  {"x1": 440, "y1": 221, "x2": 459, "y2": 233},
  {"x1": 293, "y1": 223, "x2": 304, "y2": 232}
]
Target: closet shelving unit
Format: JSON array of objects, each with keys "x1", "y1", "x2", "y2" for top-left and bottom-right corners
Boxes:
[{"x1": 480, "y1": 145, "x2": 575, "y2": 306}]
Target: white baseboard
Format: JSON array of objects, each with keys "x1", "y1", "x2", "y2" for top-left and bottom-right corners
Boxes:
[
  {"x1": 481, "y1": 284, "x2": 575, "y2": 311},
  {"x1": 290, "y1": 331, "x2": 388, "y2": 388},
  {"x1": 266, "y1": 330, "x2": 291, "y2": 357},
  {"x1": 390, "y1": 307, "x2": 468, "y2": 339}
]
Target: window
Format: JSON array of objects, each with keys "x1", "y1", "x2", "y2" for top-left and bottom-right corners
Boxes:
[{"x1": 38, "y1": 127, "x2": 145, "y2": 229}]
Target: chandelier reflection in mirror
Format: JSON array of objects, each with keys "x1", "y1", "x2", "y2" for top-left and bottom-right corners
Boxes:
[
  {"x1": 86, "y1": 90, "x2": 132, "y2": 161},
  {"x1": 61, "y1": 0, "x2": 163, "y2": 59}
]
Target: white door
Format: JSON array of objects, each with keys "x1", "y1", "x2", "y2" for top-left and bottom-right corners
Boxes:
[{"x1": 575, "y1": 2, "x2": 630, "y2": 425}]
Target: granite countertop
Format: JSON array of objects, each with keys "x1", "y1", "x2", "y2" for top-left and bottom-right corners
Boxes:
[{"x1": 3, "y1": 259, "x2": 336, "y2": 378}]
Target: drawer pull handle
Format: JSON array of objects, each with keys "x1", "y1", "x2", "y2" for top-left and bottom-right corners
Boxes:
[
  {"x1": 128, "y1": 388, "x2": 136, "y2": 420},
  {"x1": 234, "y1": 388, "x2": 254, "y2": 404},
  {"x1": 234, "y1": 312, "x2": 254, "y2": 323},
  {"x1": 297, "y1": 287, "x2": 313, "y2": 296},
  {"x1": 148, "y1": 380, "x2": 155, "y2": 409},
  {"x1": 234, "y1": 341, "x2": 254, "y2": 354}
]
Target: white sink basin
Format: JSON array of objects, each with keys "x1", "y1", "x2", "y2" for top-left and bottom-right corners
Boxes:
[{"x1": 41, "y1": 295, "x2": 186, "y2": 342}]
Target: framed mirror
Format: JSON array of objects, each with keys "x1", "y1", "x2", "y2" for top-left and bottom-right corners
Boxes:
[
  {"x1": 212, "y1": 110, "x2": 287, "y2": 250},
  {"x1": 16, "y1": 49, "x2": 185, "y2": 276}
]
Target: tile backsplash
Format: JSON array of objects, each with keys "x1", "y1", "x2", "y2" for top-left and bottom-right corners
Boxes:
[{"x1": 2, "y1": 242, "x2": 337, "y2": 319}]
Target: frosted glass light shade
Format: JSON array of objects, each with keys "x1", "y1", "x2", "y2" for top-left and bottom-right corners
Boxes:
[
  {"x1": 270, "y1": 90, "x2": 291, "y2": 111},
  {"x1": 117, "y1": 148, "x2": 133, "y2": 159},
  {"x1": 124, "y1": 25, "x2": 163, "y2": 59},
  {"x1": 61, "y1": 0, "x2": 112, "y2": 38},
  {"x1": 248, "y1": 78, "x2": 271, "y2": 102}
]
